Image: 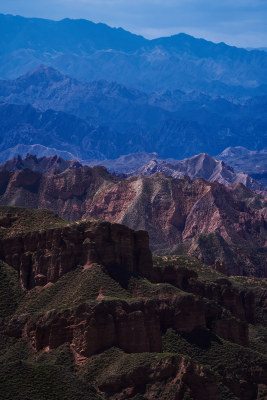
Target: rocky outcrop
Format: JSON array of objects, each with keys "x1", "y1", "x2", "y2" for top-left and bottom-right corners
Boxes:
[
  {"x1": 217, "y1": 147, "x2": 267, "y2": 187},
  {"x1": 19, "y1": 293, "x2": 248, "y2": 357},
  {"x1": 0, "y1": 154, "x2": 82, "y2": 174},
  {"x1": 153, "y1": 264, "x2": 255, "y2": 324},
  {"x1": 3, "y1": 152, "x2": 264, "y2": 191},
  {"x1": 0, "y1": 209, "x2": 249, "y2": 351},
  {"x1": 25, "y1": 300, "x2": 162, "y2": 356},
  {"x1": 129, "y1": 153, "x2": 265, "y2": 191},
  {"x1": 0, "y1": 165, "x2": 265, "y2": 276},
  {"x1": 98, "y1": 354, "x2": 221, "y2": 400},
  {"x1": 1, "y1": 205, "x2": 264, "y2": 400},
  {"x1": 0, "y1": 219, "x2": 152, "y2": 290}
]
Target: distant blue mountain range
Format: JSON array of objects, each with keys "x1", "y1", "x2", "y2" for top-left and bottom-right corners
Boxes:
[
  {"x1": 0, "y1": 65, "x2": 266, "y2": 162},
  {"x1": 0, "y1": 14, "x2": 266, "y2": 172},
  {"x1": 1, "y1": 14, "x2": 267, "y2": 96}
]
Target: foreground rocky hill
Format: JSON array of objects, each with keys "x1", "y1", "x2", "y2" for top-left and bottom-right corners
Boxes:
[
  {"x1": 0, "y1": 205, "x2": 266, "y2": 400},
  {"x1": 0, "y1": 161, "x2": 265, "y2": 277}
]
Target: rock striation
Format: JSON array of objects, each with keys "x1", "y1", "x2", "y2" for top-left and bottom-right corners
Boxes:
[
  {"x1": 1, "y1": 206, "x2": 266, "y2": 400},
  {"x1": 0, "y1": 163, "x2": 265, "y2": 276},
  {"x1": 0, "y1": 219, "x2": 152, "y2": 290},
  {"x1": 129, "y1": 153, "x2": 265, "y2": 191},
  {"x1": 0, "y1": 211, "x2": 249, "y2": 352}
]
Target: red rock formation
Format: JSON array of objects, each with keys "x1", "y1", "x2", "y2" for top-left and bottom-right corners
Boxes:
[
  {"x1": 0, "y1": 165, "x2": 265, "y2": 276},
  {"x1": 2, "y1": 205, "x2": 262, "y2": 400},
  {"x1": 0, "y1": 220, "x2": 152, "y2": 290},
  {"x1": 153, "y1": 264, "x2": 255, "y2": 324},
  {"x1": 21, "y1": 292, "x2": 248, "y2": 357}
]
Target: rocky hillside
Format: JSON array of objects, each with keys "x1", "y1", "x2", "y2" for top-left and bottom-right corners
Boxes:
[
  {"x1": 0, "y1": 206, "x2": 266, "y2": 399},
  {"x1": 0, "y1": 163, "x2": 265, "y2": 276},
  {"x1": 1, "y1": 153, "x2": 264, "y2": 191},
  {"x1": 128, "y1": 153, "x2": 265, "y2": 191},
  {"x1": 0, "y1": 154, "x2": 82, "y2": 174},
  {"x1": 0, "y1": 102, "x2": 122, "y2": 160},
  {"x1": 217, "y1": 147, "x2": 267, "y2": 187}
]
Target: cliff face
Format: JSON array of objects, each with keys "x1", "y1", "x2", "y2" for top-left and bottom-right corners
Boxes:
[
  {"x1": 97, "y1": 354, "x2": 221, "y2": 400},
  {"x1": 0, "y1": 164, "x2": 266, "y2": 277},
  {"x1": 0, "y1": 209, "x2": 249, "y2": 353},
  {"x1": 0, "y1": 219, "x2": 152, "y2": 290},
  {"x1": 1, "y1": 206, "x2": 267, "y2": 400}
]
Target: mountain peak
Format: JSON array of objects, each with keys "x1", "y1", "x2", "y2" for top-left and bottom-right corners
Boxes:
[
  {"x1": 0, "y1": 154, "x2": 83, "y2": 174},
  {"x1": 18, "y1": 64, "x2": 69, "y2": 83}
]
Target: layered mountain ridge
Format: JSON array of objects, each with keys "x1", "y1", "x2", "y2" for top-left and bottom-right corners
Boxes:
[
  {"x1": 1, "y1": 14, "x2": 267, "y2": 97},
  {"x1": 217, "y1": 147, "x2": 267, "y2": 187},
  {"x1": 0, "y1": 156, "x2": 265, "y2": 277},
  {"x1": 128, "y1": 153, "x2": 265, "y2": 191},
  {"x1": 1, "y1": 152, "x2": 264, "y2": 191},
  {"x1": 0, "y1": 65, "x2": 266, "y2": 160},
  {"x1": 1, "y1": 12, "x2": 267, "y2": 400}
]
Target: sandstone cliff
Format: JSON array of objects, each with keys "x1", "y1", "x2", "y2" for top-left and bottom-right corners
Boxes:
[
  {"x1": 0, "y1": 206, "x2": 267, "y2": 400},
  {"x1": 0, "y1": 163, "x2": 265, "y2": 276}
]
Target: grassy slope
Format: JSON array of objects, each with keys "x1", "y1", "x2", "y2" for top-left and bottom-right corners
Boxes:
[
  {"x1": 0, "y1": 206, "x2": 266, "y2": 399},
  {"x1": 0, "y1": 205, "x2": 67, "y2": 239},
  {"x1": 1, "y1": 258, "x2": 266, "y2": 399}
]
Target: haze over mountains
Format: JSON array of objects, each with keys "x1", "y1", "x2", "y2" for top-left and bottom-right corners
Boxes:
[
  {"x1": 217, "y1": 147, "x2": 267, "y2": 187},
  {"x1": 0, "y1": 13, "x2": 266, "y2": 171},
  {"x1": 0, "y1": 64, "x2": 267, "y2": 163},
  {"x1": 0, "y1": 13, "x2": 265, "y2": 258},
  {"x1": 1, "y1": 14, "x2": 267, "y2": 98}
]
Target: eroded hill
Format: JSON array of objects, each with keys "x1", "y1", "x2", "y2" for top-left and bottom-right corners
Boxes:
[
  {"x1": 0, "y1": 163, "x2": 265, "y2": 277},
  {"x1": 0, "y1": 206, "x2": 266, "y2": 400}
]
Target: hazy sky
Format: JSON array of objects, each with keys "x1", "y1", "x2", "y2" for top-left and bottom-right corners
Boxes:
[{"x1": 1, "y1": 0, "x2": 267, "y2": 48}]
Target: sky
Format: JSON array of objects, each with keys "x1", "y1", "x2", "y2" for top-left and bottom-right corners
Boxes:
[{"x1": 1, "y1": 0, "x2": 267, "y2": 48}]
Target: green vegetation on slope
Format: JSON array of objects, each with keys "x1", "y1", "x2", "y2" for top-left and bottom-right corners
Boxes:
[
  {"x1": 153, "y1": 254, "x2": 225, "y2": 281},
  {"x1": 163, "y1": 328, "x2": 267, "y2": 400},
  {"x1": 0, "y1": 207, "x2": 266, "y2": 400},
  {"x1": 0, "y1": 359, "x2": 102, "y2": 400},
  {"x1": 0, "y1": 261, "x2": 23, "y2": 318},
  {"x1": 0, "y1": 205, "x2": 67, "y2": 239}
]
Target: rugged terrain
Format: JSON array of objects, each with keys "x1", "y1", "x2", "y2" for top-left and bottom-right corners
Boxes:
[
  {"x1": 0, "y1": 154, "x2": 82, "y2": 174},
  {"x1": 128, "y1": 153, "x2": 265, "y2": 191},
  {"x1": 217, "y1": 147, "x2": 267, "y2": 187},
  {"x1": 1, "y1": 14, "x2": 267, "y2": 98},
  {"x1": 1, "y1": 153, "x2": 264, "y2": 191},
  {"x1": 1, "y1": 13, "x2": 267, "y2": 400},
  {"x1": 0, "y1": 65, "x2": 267, "y2": 160},
  {"x1": 0, "y1": 160, "x2": 265, "y2": 277},
  {"x1": 0, "y1": 205, "x2": 266, "y2": 400}
]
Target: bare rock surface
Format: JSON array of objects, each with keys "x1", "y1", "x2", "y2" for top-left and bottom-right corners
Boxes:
[{"x1": 0, "y1": 163, "x2": 265, "y2": 276}]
